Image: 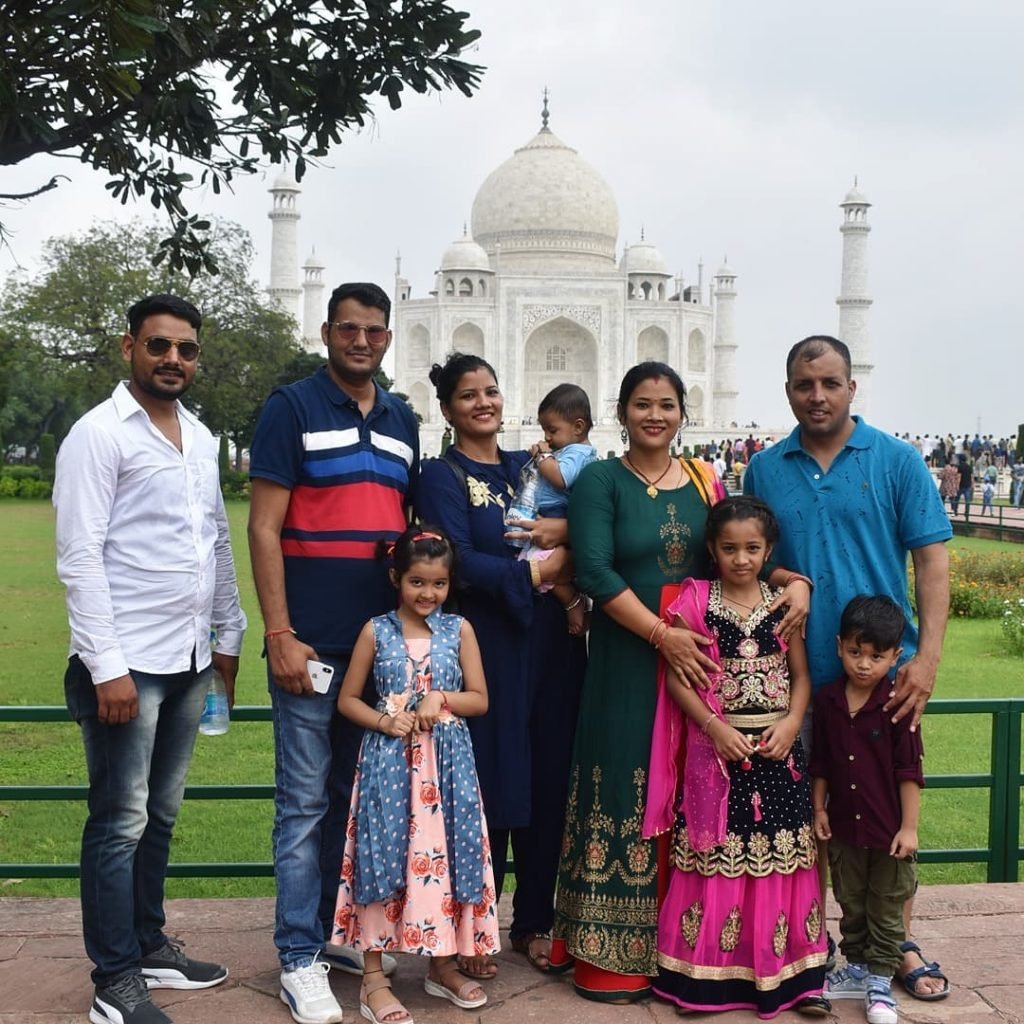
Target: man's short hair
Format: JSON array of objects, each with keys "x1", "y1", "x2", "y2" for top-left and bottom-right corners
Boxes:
[
  {"x1": 127, "y1": 294, "x2": 202, "y2": 337},
  {"x1": 839, "y1": 594, "x2": 905, "y2": 651},
  {"x1": 538, "y1": 383, "x2": 593, "y2": 432},
  {"x1": 327, "y1": 282, "x2": 391, "y2": 325},
  {"x1": 786, "y1": 335, "x2": 852, "y2": 380}
]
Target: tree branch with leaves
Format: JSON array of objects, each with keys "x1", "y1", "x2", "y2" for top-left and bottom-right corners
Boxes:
[{"x1": 0, "y1": 0, "x2": 483, "y2": 274}]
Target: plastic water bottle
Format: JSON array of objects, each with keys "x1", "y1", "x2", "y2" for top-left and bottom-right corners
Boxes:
[
  {"x1": 199, "y1": 635, "x2": 230, "y2": 736},
  {"x1": 505, "y1": 457, "x2": 541, "y2": 549}
]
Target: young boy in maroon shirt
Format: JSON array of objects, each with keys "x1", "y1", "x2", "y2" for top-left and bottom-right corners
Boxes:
[{"x1": 809, "y1": 596, "x2": 925, "y2": 1024}]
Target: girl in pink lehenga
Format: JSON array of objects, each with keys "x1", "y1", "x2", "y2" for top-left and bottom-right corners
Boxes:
[{"x1": 645, "y1": 497, "x2": 827, "y2": 1018}]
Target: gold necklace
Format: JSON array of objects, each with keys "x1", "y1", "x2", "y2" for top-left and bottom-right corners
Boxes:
[{"x1": 625, "y1": 453, "x2": 675, "y2": 498}]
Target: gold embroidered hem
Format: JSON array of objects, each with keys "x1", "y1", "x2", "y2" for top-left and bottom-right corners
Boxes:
[
  {"x1": 554, "y1": 916, "x2": 656, "y2": 977},
  {"x1": 673, "y1": 824, "x2": 816, "y2": 877},
  {"x1": 556, "y1": 761, "x2": 662, "y2": 975},
  {"x1": 656, "y1": 949, "x2": 828, "y2": 989}
]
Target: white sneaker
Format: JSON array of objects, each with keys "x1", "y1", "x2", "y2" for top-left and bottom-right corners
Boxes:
[
  {"x1": 280, "y1": 958, "x2": 343, "y2": 1024},
  {"x1": 322, "y1": 943, "x2": 397, "y2": 978}
]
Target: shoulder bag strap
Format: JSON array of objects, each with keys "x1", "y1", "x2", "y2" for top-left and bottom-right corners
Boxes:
[{"x1": 680, "y1": 458, "x2": 713, "y2": 506}]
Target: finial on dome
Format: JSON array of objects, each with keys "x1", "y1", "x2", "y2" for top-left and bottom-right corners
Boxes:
[
  {"x1": 541, "y1": 87, "x2": 550, "y2": 131},
  {"x1": 395, "y1": 250, "x2": 402, "y2": 274},
  {"x1": 854, "y1": 175, "x2": 858, "y2": 186},
  {"x1": 640, "y1": 225, "x2": 645, "y2": 242},
  {"x1": 462, "y1": 221, "x2": 467, "y2": 237}
]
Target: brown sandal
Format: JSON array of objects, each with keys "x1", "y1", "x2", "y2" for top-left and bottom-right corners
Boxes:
[
  {"x1": 361, "y1": 968, "x2": 413, "y2": 1024},
  {"x1": 511, "y1": 932, "x2": 554, "y2": 973}
]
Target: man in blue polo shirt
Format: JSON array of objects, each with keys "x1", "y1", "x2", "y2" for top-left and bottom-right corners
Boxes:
[
  {"x1": 745, "y1": 335, "x2": 951, "y2": 1002},
  {"x1": 249, "y1": 282, "x2": 418, "y2": 1024}
]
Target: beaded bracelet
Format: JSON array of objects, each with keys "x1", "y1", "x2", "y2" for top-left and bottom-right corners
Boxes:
[{"x1": 783, "y1": 572, "x2": 814, "y2": 590}]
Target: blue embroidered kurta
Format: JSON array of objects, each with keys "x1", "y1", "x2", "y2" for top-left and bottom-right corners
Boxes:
[{"x1": 350, "y1": 609, "x2": 485, "y2": 905}]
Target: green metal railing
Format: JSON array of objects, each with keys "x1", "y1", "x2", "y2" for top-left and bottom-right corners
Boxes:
[
  {"x1": 1, "y1": 699, "x2": 1022, "y2": 881},
  {"x1": 953, "y1": 504, "x2": 1024, "y2": 543}
]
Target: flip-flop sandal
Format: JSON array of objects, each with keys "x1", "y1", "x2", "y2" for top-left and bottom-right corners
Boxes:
[
  {"x1": 424, "y1": 964, "x2": 487, "y2": 1009},
  {"x1": 897, "y1": 940, "x2": 950, "y2": 1000},
  {"x1": 455, "y1": 953, "x2": 497, "y2": 979}
]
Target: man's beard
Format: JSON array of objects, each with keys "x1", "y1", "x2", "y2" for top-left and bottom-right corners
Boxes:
[{"x1": 134, "y1": 367, "x2": 190, "y2": 401}]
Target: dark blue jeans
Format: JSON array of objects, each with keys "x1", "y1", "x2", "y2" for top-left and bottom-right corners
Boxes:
[
  {"x1": 269, "y1": 655, "x2": 369, "y2": 969},
  {"x1": 65, "y1": 656, "x2": 207, "y2": 985}
]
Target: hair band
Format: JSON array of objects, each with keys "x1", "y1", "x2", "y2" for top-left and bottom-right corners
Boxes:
[{"x1": 412, "y1": 532, "x2": 443, "y2": 543}]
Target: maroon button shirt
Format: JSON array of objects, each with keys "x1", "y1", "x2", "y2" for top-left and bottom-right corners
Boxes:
[{"x1": 809, "y1": 677, "x2": 925, "y2": 849}]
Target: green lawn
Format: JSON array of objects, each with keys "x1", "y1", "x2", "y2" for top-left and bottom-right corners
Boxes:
[{"x1": 0, "y1": 502, "x2": 1021, "y2": 896}]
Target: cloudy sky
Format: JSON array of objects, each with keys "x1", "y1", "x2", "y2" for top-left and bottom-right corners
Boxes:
[{"x1": 3, "y1": 1, "x2": 1021, "y2": 436}]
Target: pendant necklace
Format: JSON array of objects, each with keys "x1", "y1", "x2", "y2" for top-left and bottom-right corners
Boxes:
[{"x1": 625, "y1": 453, "x2": 675, "y2": 498}]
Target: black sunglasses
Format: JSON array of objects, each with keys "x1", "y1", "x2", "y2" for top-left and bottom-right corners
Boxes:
[{"x1": 141, "y1": 336, "x2": 201, "y2": 362}]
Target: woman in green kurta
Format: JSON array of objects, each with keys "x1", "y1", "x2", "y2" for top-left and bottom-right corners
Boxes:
[
  {"x1": 553, "y1": 364, "x2": 721, "y2": 1002},
  {"x1": 553, "y1": 364, "x2": 809, "y2": 1003}
]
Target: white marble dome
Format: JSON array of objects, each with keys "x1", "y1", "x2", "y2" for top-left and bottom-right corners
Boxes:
[
  {"x1": 439, "y1": 235, "x2": 491, "y2": 272},
  {"x1": 620, "y1": 240, "x2": 669, "y2": 275},
  {"x1": 271, "y1": 171, "x2": 299, "y2": 192},
  {"x1": 470, "y1": 126, "x2": 619, "y2": 273},
  {"x1": 841, "y1": 184, "x2": 870, "y2": 206}
]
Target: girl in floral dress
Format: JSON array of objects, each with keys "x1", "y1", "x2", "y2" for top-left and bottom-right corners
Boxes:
[
  {"x1": 646, "y1": 497, "x2": 827, "y2": 1018},
  {"x1": 333, "y1": 527, "x2": 499, "y2": 1024}
]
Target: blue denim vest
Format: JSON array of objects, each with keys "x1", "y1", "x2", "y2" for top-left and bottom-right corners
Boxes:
[{"x1": 351, "y1": 609, "x2": 486, "y2": 905}]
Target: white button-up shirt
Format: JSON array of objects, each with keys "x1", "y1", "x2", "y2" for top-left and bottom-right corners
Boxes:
[{"x1": 54, "y1": 382, "x2": 247, "y2": 683}]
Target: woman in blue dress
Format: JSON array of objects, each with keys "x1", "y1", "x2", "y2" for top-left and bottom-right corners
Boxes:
[{"x1": 415, "y1": 352, "x2": 586, "y2": 980}]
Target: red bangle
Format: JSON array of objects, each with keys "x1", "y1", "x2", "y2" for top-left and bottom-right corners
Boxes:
[
  {"x1": 648, "y1": 620, "x2": 668, "y2": 648},
  {"x1": 265, "y1": 626, "x2": 296, "y2": 639}
]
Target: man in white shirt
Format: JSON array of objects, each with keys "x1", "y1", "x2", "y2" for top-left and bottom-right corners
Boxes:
[{"x1": 54, "y1": 294, "x2": 247, "y2": 1024}]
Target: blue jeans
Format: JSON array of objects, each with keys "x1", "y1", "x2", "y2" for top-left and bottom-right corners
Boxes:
[
  {"x1": 65, "y1": 656, "x2": 208, "y2": 985},
  {"x1": 269, "y1": 655, "x2": 368, "y2": 968}
]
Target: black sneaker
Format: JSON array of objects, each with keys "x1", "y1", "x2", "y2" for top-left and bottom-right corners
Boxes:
[
  {"x1": 140, "y1": 937, "x2": 228, "y2": 990},
  {"x1": 91, "y1": 974, "x2": 172, "y2": 1024},
  {"x1": 796, "y1": 994, "x2": 833, "y2": 1017}
]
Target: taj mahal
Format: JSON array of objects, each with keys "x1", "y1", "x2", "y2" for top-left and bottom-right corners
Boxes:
[{"x1": 265, "y1": 98, "x2": 874, "y2": 454}]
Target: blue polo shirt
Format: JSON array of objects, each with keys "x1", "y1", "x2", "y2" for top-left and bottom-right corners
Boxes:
[
  {"x1": 744, "y1": 417, "x2": 951, "y2": 689},
  {"x1": 250, "y1": 367, "x2": 419, "y2": 656}
]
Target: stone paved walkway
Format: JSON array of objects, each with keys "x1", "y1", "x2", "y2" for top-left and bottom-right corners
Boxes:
[{"x1": 1, "y1": 883, "x2": 1021, "y2": 1023}]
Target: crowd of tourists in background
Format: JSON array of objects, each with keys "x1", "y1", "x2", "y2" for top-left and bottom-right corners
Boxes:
[{"x1": 692, "y1": 431, "x2": 1024, "y2": 511}]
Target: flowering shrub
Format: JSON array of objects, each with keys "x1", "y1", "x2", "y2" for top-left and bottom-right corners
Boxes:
[
  {"x1": 910, "y1": 548, "x2": 1024, "y2": 619},
  {"x1": 1003, "y1": 598, "x2": 1024, "y2": 658}
]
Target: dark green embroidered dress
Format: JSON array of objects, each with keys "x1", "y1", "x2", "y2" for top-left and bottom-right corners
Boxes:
[{"x1": 554, "y1": 458, "x2": 713, "y2": 990}]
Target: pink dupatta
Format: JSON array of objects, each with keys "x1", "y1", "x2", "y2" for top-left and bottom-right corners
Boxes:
[{"x1": 642, "y1": 578, "x2": 730, "y2": 851}]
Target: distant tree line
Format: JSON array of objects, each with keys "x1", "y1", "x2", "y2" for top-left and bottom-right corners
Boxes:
[{"x1": 0, "y1": 217, "x2": 321, "y2": 469}]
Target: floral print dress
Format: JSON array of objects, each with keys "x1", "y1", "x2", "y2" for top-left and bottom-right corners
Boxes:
[{"x1": 332, "y1": 611, "x2": 500, "y2": 957}]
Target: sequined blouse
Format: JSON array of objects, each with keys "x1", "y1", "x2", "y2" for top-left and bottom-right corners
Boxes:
[{"x1": 707, "y1": 580, "x2": 789, "y2": 715}]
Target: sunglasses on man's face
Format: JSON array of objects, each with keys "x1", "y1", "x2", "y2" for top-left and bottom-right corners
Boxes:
[
  {"x1": 140, "y1": 336, "x2": 201, "y2": 362},
  {"x1": 328, "y1": 322, "x2": 390, "y2": 344}
]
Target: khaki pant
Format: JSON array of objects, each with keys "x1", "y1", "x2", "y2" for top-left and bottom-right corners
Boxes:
[{"x1": 828, "y1": 840, "x2": 917, "y2": 977}]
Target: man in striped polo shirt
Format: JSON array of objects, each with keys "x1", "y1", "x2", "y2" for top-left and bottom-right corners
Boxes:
[{"x1": 249, "y1": 282, "x2": 419, "y2": 1024}]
